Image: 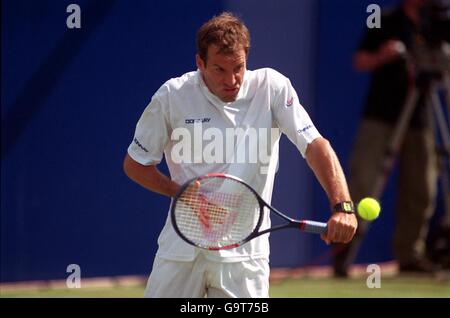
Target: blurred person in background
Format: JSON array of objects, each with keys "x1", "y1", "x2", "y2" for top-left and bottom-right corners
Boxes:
[{"x1": 333, "y1": 0, "x2": 450, "y2": 276}]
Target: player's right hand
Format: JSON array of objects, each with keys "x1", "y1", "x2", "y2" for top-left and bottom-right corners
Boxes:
[{"x1": 321, "y1": 212, "x2": 358, "y2": 245}]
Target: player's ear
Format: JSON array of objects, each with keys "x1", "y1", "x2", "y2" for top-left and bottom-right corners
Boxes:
[{"x1": 196, "y1": 54, "x2": 206, "y2": 71}]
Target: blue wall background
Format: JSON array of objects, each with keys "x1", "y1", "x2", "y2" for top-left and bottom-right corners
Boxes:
[{"x1": 1, "y1": 0, "x2": 413, "y2": 282}]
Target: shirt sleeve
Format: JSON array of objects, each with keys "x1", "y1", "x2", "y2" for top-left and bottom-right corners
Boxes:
[
  {"x1": 271, "y1": 75, "x2": 321, "y2": 158},
  {"x1": 127, "y1": 95, "x2": 170, "y2": 166}
]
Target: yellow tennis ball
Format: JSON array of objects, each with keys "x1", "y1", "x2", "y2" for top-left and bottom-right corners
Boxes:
[{"x1": 357, "y1": 198, "x2": 381, "y2": 221}]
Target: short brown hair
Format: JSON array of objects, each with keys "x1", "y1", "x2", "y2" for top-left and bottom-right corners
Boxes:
[{"x1": 196, "y1": 12, "x2": 251, "y2": 63}]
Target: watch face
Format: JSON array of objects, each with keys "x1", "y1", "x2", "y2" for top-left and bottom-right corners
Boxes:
[
  {"x1": 342, "y1": 202, "x2": 353, "y2": 212},
  {"x1": 334, "y1": 202, "x2": 354, "y2": 213}
]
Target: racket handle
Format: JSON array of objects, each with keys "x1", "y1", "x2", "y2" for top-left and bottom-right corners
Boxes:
[{"x1": 300, "y1": 220, "x2": 327, "y2": 235}]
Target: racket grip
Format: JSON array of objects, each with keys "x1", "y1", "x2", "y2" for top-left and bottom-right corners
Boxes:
[{"x1": 300, "y1": 220, "x2": 327, "y2": 235}]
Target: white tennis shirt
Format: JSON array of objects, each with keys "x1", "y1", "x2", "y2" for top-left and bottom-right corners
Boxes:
[{"x1": 128, "y1": 68, "x2": 321, "y2": 262}]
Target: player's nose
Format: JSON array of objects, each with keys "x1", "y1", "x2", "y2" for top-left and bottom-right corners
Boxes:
[{"x1": 223, "y1": 72, "x2": 237, "y2": 87}]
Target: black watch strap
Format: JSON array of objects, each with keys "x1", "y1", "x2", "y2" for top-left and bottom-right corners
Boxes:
[{"x1": 332, "y1": 201, "x2": 355, "y2": 214}]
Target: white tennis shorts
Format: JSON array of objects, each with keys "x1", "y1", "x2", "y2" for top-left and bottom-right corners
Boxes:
[{"x1": 144, "y1": 253, "x2": 270, "y2": 298}]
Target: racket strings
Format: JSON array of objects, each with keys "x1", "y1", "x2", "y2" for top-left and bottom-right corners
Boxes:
[{"x1": 174, "y1": 177, "x2": 259, "y2": 249}]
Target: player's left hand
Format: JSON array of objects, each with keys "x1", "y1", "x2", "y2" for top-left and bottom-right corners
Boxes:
[
  {"x1": 181, "y1": 181, "x2": 229, "y2": 230},
  {"x1": 321, "y1": 213, "x2": 358, "y2": 245}
]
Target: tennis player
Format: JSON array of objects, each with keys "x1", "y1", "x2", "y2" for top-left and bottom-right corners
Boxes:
[{"x1": 124, "y1": 12, "x2": 357, "y2": 298}]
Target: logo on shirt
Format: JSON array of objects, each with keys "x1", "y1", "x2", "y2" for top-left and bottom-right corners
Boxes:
[
  {"x1": 185, "y1": 118, "x2": 211, "y2": 124},
  {"x1": 286, "y1": 97, "x2": 294, "y2": 107},
  {"x1": 133, "y1": 137, "x2": 149, "y2": 153},
  {"x1": 297, "y1": 125, "x2": 313, "y2": 134}
]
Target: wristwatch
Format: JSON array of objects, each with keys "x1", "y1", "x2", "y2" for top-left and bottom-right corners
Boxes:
[{"x1": 332, "y1": 201, "x2": 355, "y2": 214}]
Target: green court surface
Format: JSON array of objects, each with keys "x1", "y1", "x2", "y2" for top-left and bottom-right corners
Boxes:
[
  {"x1": 269, "y1": 276, "x2": 450, "y2": 298},
  {"x1": 2, "y1": 276, "x2": 449, "y2": 298}
]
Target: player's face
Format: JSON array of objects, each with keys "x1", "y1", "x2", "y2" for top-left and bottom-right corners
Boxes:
[{"x1": 196, "y1": 45, "x2": 246, "y2": 103}]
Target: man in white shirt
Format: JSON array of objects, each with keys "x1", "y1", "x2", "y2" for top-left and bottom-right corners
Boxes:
[{"x1": 123, "y1": 12, "x2": 357, "y2": 298}]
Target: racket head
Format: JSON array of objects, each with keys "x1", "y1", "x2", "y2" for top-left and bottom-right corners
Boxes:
[{"x1": 171, "y1": 173, "x2": 264, "y2": 250}]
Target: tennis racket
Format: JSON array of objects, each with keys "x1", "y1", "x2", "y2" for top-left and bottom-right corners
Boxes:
[{"x1": 171, "y1": 173, "x2": 327, "y2": 250}]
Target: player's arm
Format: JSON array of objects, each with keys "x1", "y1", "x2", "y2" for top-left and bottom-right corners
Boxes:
[
  {"x1": 305, "y1": 137, "x2": 357, "y2": 244},
  {"x1": 123, "y1": 154, "x2": 180, "y2": 197}
]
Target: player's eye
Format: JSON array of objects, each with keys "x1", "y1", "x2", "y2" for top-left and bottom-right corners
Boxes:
[{"x1": 234, "y1": 64, "x2": 244, "y2": 73}]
